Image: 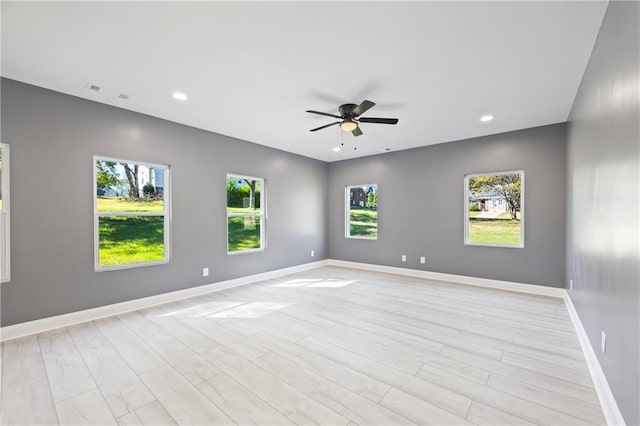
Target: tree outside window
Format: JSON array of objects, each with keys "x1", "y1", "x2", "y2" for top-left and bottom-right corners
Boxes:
[
  {"x1": 94, "y1": 157, "x2": 170, "y2": 270},
  {"x1": 465, "y1": 171, "x2": 524, "y2": 247},
  {"x1": 227, "y1": 175, "x2": 265, "y2": 253}
]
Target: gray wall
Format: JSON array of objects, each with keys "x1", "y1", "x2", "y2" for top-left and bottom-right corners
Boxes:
[
  {"x1": 328, "y1": 123, "x2": 566, "y2": 287},
  {"x1": 0, "y1": 78, "x2": 328, "y2": 327},
  {"x1": 566, "y1": 1, "x2": 640, "y2": 424}
]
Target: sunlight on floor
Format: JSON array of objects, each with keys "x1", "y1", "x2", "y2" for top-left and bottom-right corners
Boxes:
[
  {"x1": 159, "y1": 301, "x2": 291, "y2": 319},
  {"x1": 208, "y1": 302, "x2": 291, "y2": 318},
  {"x1": 271, "y1": 278, "x2": 356, "y2": 288},
  {"x1": 159, "y1": 301, "x2": 244, "y2": 318}
]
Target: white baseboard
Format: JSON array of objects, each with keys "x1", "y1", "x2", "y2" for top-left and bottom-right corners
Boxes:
[
  {"x1": 0, "y1": 260, "x2": 329, "y2": 342},
  {"x1": 564, "y1": 293, "x2": 626, "y2": 426},
  {"x1": 326, "y1": 259, "x2": 567, "y2": 298}
]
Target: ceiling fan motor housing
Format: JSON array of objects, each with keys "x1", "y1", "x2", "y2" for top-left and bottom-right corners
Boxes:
[{"x1": 339, "y1": 103, "x2": 358, "y2": 117}]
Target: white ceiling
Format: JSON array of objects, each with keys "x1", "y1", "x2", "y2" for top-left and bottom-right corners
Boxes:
[{"x1": 2, "y1": 1, "x2": 607, "y2": 162}]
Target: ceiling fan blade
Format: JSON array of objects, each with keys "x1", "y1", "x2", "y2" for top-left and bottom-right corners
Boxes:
[
  {"x1": 306, "y1": 110, "x2": 342, "y2": 119},
  {"x1": 358, "y1": 117, "x2": 399, "y2": 125},
  {"x1": 352, "y1": 100, "x2": 376, "y2": 117},
  {"x1": 352, "y1": 126, "x2": 363, "y2": 137},
  {"x1": 310, "y1": 121, "x2": 341, "y2": 132}
]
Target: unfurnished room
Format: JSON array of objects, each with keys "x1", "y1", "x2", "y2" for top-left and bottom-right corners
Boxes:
[{"x1": 0, "y1": 1, "x2": 638, "y2": 425}]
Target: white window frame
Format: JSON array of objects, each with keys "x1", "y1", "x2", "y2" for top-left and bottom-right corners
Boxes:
[
  {"x1": 1, "y1": 143, "x2": 10, "y2": 282},
  {"x1": 226, "y1": 173, "x2": 266, "y2": 254},
  {"x1": 464, "y1": 170, "x2": 524, "y2": 248},
  {"x1": 345, "y1": 183, "x2": 378, "y2": 240},
  {"x1": 93, "y1": 156, "x2": 171, "y2": 271}
]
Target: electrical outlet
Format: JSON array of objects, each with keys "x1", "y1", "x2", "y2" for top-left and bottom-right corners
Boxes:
[
  {"x1": 202, "y1": 267, "x2": 209, "y2": 277},
  {"x1": 601, "y1": 331, "x2": 606, "y2": 353},
  {"x1": 570, "y1": 279, "x2": 573, "y2": 290},
  {"x1": 401, "y1": 255, "x2": 407, "y2": 262},
  {"x1": 420, "y1": 256, "x2": 426, "y2": 264},
  {"x1": 311, "y1": 250, "x2": 315, "y2": 257}
]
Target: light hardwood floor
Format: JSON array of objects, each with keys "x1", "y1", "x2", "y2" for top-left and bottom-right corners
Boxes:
[{"x1": 0, "y1": 266, "x2": 605, "y2": 425}]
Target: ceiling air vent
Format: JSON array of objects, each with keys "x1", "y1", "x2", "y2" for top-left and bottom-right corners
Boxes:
[
  {"x1": 88, "y1": 84, "x2": 101, "y2": 92},
  {"x1": 118, "y1": 93, "x2": 130, "y2": 100}
]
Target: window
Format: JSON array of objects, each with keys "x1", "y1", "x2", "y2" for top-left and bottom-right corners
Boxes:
[
  {"x1": 227, "y1": 174, "x2": 265, "y2": 253},
  {"x1": 346, "y1": 184, "x2": 378, "y2": 239},
  {"x1": 465, "y1": 170, "x2": 524, "y2": 247},
  {"x1": 1, "y1": 143, "x2": 10, "y2": 282},
  {"x1": 94, "y1": 157, "x2": 170, "y2": 270}
]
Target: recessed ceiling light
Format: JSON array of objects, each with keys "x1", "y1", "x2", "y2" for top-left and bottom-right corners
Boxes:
[
  {"x1": 333, "y1": 146, "x2": 341, "y2": 152},
  {"x1": 480, "y1": 114, "x2": 494, "y2": 122},
  {"x1": 172, "y1": 91, "x2": 188, "y2": 101}
]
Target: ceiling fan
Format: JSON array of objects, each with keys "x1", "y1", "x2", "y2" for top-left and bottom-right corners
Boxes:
[{"x1": 306, "y1": 100, "x2": 398, "y2": 137}]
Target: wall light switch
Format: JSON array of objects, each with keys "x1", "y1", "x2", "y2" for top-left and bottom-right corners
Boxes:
[
  {"x1": 401, "y1": 255, "x2": 407, "y2": 262},
  {"x1": 601, "y1": 331, "x2": 606, "y2": 353},
  {"x1": 420, "y1": 256, "x2": 426, "y2": 264},
  {"x1": 203, "y1": 268, "x2": 209, "y2": 277},
  {"x1": 570, "y1": 279, "x2": 573, "y2": 290},
  {"x1": 311, "y1": 250, "x2": 315, "y2": 257}
]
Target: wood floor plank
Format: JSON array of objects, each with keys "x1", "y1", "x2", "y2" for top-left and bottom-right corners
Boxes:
[
  {"x1": 416, "y1": 360, "x2": 593, "y2": 425},
  {"x1": 142, "y1": 305, "x2": 219, "y2": 354},
  {"x1": 487, "y1": 373, "x2": 605, "y2": 424},
  {"x1": 1, "y1": 353, "x2": 59, "y2": 425},
  {"x1": 55, "y1": 388, "x2": 116, "y2": 426},
  {"x1": 500, "y1": 351, "x2": 594, "y2": 386},
  {"x1": 297, "y1": 335, "x2": 472, "y2": 419},
  {"x1": 312, "y1": 325, "x2": 426, "y2": 375},
  {"x1": 466, "y1": 401, "x2": 535, "y2": 425},
  {"x1": 343, "y1": 308, "x2": 503, "y2": 359},
  {"x1": 441, "y1": 346, "x2": 600, "y2": 404},
  {"x1": 130, "y1": 400, "x2": 177, "y2": 425},
  {"x1": 68, "y1": 322, "x2": 156, "y2": 418},
  {"x1": 201, "y1": 345, "x2": 350, "y2": 425},
  {"x1": 94, "y1": 317, "x2": 166, "y2": 375},
  {"x1": 251, "y1": 330, "x2": 392, "y2": 403},
  {"x1": 254, "y1": 351, "x2": 415, "y2": 425},
  {"x1": 2, "y1": 334, "x2": 40, "y2": 361},
  {"x1": 197, "y1": 373, "x2": 296, "y2": 425},
  {"x1": 379, "y1": 387, "x2": 473, "y2": 425},
  {"x1": 169, "y1": 303, "x2": 268, "y2": 361},
  {"x1": 38, "y1": 328, "x2": 97, "y2": 402},
  {"x1": 117, "y1": 311, "x2": 220, "y2": 385},
  {"x1": 117, "y1": 400, "x2": 177, "y2": 426},
  {"x1": 139, "y1": 364, "x2": 234, "y2": 425}
]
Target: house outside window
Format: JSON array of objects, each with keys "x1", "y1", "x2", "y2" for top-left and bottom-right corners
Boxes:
[
  {"x1": 465, "y1": 170, "x2": 524, "y2": 247},
  {"x1": 346, "y1": 184, "x2": 378, "y2": 239}
]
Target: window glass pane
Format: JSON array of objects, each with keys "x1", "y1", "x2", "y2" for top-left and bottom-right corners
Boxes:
[
  {"x1": 226, "y1": 176, "x2": 261, "y2": 214},
  {"x1": 228, "y1": 216, "x2": 261, "y2": 252},
  {"x1": 98, "y1": 216, "x2": 165, "y2": 267},
  {"x1": 94, "y1": 157, "x2": 169, "y2": 270},
  {"x1": 467, "y1": 171, "x2": 523, "y2": 246},
  {"x1": 0, "y1": 143, "x2": 8, "y2": 282},
  {"x1": 0, "y1": 144, "x2": 4, "y2": 211},
  {"x1": 96, "y1": 161, "x2": 165, "y2": 212},
  {"x1": 347, "y1": 184, "x2": 378, "y2": 239}
]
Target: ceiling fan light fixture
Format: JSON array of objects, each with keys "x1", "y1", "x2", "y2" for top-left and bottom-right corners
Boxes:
[{"x1": 340, "y1": 119, "x2": 358, "y2": 132}]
